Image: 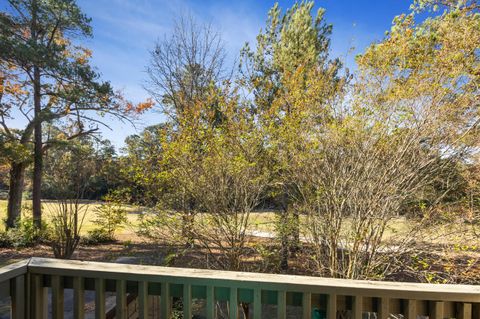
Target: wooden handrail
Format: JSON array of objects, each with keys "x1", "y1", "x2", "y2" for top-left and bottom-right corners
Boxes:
[
  {"x1": 0, "y1": 257, "x2": 479, "y2": 319},
  {"x1": 0, "y1": 259, "x2": 28, "y2": 283},
  {"x1": 26, "y1": 257, "x2": 480, "y2": 302}
]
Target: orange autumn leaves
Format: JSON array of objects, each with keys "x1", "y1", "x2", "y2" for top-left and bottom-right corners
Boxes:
[
  {"x1": 0, "y1": 63, "x2": 28, "y2": 103},
  {"x1": 125, "y1": 98, "x2": 155, "y2": 114}
]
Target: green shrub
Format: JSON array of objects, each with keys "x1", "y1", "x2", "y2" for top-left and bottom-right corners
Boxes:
[
  {"x1": 91, "y1": 201, "x2": 127, "y2": 239},
  {"x1": 82, "y1": 229, "x2": 115, "y2": 245},
  {"x1": 0, "y1": 231, "x2": 13, "y2": 248},
  {"x1": 0, "y1": 217, "x2": 48, "y2": 248}
]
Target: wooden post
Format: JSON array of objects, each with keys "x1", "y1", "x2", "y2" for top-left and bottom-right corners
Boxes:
[
  {"x1": 433, "y1": 301, "x2": 444, "y2": 319},
  {"x1": 253, "y1": 288, "x2": 261, "y2": 319},
  {"x1": 328, "y1": 294, "x2": 337, "y2": 319},
  {"x1": 354, "y1": 296, "x2": 363, "y2": 319},
  {"x1": 95, "y1": 278, "x2": 106, "y2": 319},
  {"x1": 460, "y1": 303, "x2": 472, "y2": 319},
  {"x1": 206, "y1": 286, "x2": 215, "y2": 319},
  {"x1": 277, "y1": 290, "x2": 287, "y2": 319},
  {"x1": 229, "y1": 287, "x2": 237, "y2": 319},
  {"x1": 302, "y1": 292, "x2": 312, "y2": 319},
  {"x1": 139, "y1": 281, "x2": 149, "y2": 319},
  {"x1": 407, "y1": 300, "x2": 417, "y2": 319},
  {"x1": 51, "y1": 275, "x2": 64, "y2": 319},
  {"x1": 116, "y1": 280, "x2": 127, "y2": 319},
  {"x1": 73, "y1": 277, "x2": 84, "y2": 319},
  {"x1": 182, "y1": 283, "x2": 192, "y2": 319},
  {"x1": 161, "y1": 282, "x2": 171, "y2": 319},
  {"x1": 32, "y1": 275, "x2": 47, "y2": 319},
  {"x1": 378, "y1": 298, "x2": 390, "y2": 319},
  {"x1": 11, "y1": 275, "x2": 25, "y2": 319}
]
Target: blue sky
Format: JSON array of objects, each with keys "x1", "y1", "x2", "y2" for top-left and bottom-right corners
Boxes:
[{"x1": 5, "y1": 0, "x2": 412, "y2": 151}]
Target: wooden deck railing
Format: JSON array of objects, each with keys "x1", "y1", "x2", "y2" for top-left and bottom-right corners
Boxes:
[{"x1": 0, "y1": 257, "x2": 480, "y2": 318}]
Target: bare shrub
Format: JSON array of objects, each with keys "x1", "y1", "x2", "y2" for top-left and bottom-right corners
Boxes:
[{"x1": 49, "y1": 199, "x2": 87, "y2": 259}]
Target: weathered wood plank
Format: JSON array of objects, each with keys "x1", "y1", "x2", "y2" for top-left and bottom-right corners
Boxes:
[
  {"x1": 378, "y1": 297, "x2": 390, "y2": 319},
  {"x1": 73, "y1": 277, "x2": 85, "y2": 319},
  {"x1": 0, "y1": 260, "x2": 28, "y2": 283},
  {"x1": 460, "y1": 303, "x2": 472, "y2": 319},
  {"x1": 206, "y1": 286, "x2": 215, "y2": 319},
  {"x1": 32, "y1": 275, "x2": 47, "y2": 319},
  {"x1": 161, "y1": 282, "x2": 171, "y2": 319},
  {"x1": 229, "y1": 287, "x2": 237, "y2": 319},
  {"x1": 27, "y1": 257, "x2": 480, "y2": 302},
  {"x1": 328, "y1": 294, "x2": 337, "y2": 319},
  {"x1": 95, "y1": 278, "x2": 106, "y2": 319},
  {"x1": 51, "y1": 275, "x2": 64, "y2": 319},
  {"x1": 0, "y1": 280, "x2": 9, "y2": 303},
  {"x1": 277, "y1": 290, "x2": 286, "y2": 319},
  {"x1": 183, "y1": 283, "x2": 192, "y2": 319},
  {"x1": 115, "y1": 280, "x2": 127, "y2": 319},
  {"x1": 3, "y1": 257, "x2": 480, "y2": 319},
  {"x1": 434, "y1": 301, "x2": 444, "y2": 319},
  {"x1": 253, "y1": 288, "x2": 261, "y2": 319},
  {"x1": 354, "y1": 296, "x2": 363, "y2": 319},
  {"x1": 302, "y1": 292, "x2": 311, "y2": 319},
  {"x1": 11, "y1": 275, "x2": 25, "y2": 319},
  {"x1": 407, "y1": 300, "x2": 417, "y2": 319},
  {"x1": 25, "y1": 272, "x2": 31, "y2": 319},
  {"x1": 138, "y1": 281, "x2": 149, "y2": 319}
]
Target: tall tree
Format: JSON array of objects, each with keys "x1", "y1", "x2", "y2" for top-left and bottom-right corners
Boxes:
[
  {"x1": 0, "y1": 58, "x2": 33, "y2": 228},
  {"x1": 240, "y1": 1, "x2": 345, "y2": 270},
  {"x1": 0, "y1": 0, "x2": 151, "y2": 228},
  {"x1": 42, "y1": 126, "x2": 117, "y2": 200},
  {"x1": 120, "y1": 124, "x2": 171, "y2": 206},
  {"x1": 144, "y1": 15, "x2": 230, "y2": 244},
  {"x1": 296, "y1": 0, "x2": 479, "y2": 279},
  {"x1": 146, "y1": 15, "x2": 229, "y2": 124}
]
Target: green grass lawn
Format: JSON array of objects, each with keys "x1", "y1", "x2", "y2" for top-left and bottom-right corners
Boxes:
[
  {"x1": 0, "y1": 200, "x2": 476, "y2": 246},
  {"x1": 0, "y1": 200, "x2": 278, "y2": 235},
  {"x1": 0, "y1": 200, "x2": 141, "y2": 234}
]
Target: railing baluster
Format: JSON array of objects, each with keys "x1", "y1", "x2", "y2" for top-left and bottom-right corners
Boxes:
[
  {"x1": 460, "y1": 303, "x2": 472, "y2": 319},
  {"x1": 139, "y1": 281, "x2": 149, "y2": 319},
  {"x1": 327, "y1": 294, "x2": 337, "y2": 319},
  {"x1": 302, "y1": 292, "x2": 311, "y2": 319},
  {"x1": 277, "y1": 290, "x2": 286, "y2": 319},
  {"x1": 378, "y1": 297, "x2": 390, "y2": 319},
  {"x1": 95, "y1": 278, "x2": 106, "y2": 319},
  {"x1": 183, "y1": 283, "x2": 192, "y2": 319},
  {"x1": 229, "y1": 287, "x2": 237, "y2": 319},
  {"x1": 116, "y1": 280, "x2": 127, "y2": 319},
  {"x1": 434, "y1": 301, "x2": 444, "y2": 319},
  {"x1": 407, "y1": 300, "x2": 417, "y2": 319},
  {"x1": 11, "y1": 275, "x2": 25, "y2": 319},
  {"x1": 353, "y1": 296, "x2": 363, "y2": 319},
  {"x1": 73, "y1": 277, "x2": 84, "y2": 319},
  {"x1": 253, "y1": 288, "x2": 261, "y2": 319},
  {"x1": 0, "y1": 280, "x2": 10, "y2": 303},
  {"x1": 161, "y1": 282, "x2": 171, "y2": 319},
  {"x1": 6, "y1": 258, "x2": 480, "y2": 319},
  {"x1": 32, "y1": 275, "x2": 47, "y2": 319},
  {"x1": 51, "y1": 275, "x2": 64, "y2": 319},
  {"x1": 206, "y1": 286, "x2": 215, "y2": 319}
]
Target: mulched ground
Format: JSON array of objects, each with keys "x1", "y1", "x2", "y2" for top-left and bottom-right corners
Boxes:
[{"x1": 2, "y1": 237, "x2": 480, "y2": 285}]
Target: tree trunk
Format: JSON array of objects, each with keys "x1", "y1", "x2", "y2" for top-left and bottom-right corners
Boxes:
[
  {"x1": 182, "y1": 212, "x2": 195, "y2": 247},
  {"x1": 6, "y1": 162, "x2": 26, "y2": 229},
  {"x1": 32, "y1": 65, "x2": 42, "y2": 228},
  {"x1": 279, "y1": 187, "x2": 289, "y2": 271},
  {"x1": 290, "y1": 209, "x2": 300, "y2": 255},
  {"x1": 279, "y1": 210, "x2": 289, "y2": 272}
]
